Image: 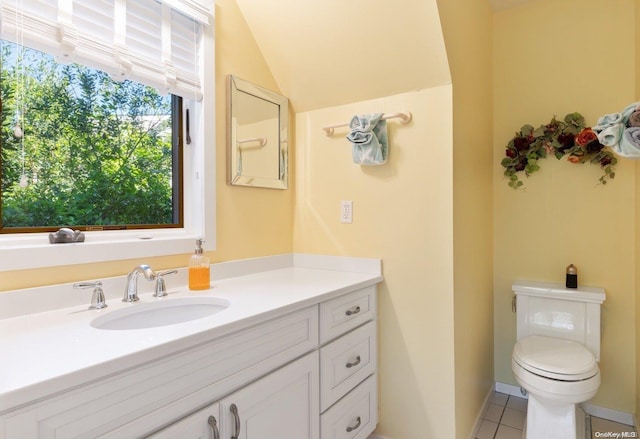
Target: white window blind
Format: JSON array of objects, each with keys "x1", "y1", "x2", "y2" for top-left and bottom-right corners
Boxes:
[{"x1": 0, "y1": 0, "x2": 211, "y2": 99}]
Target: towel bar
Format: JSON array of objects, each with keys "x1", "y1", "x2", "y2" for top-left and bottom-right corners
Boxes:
[
  {"x1": 322, "y1": 112, "x2": 412, "y2": 136},
  {"x1": 237, "y1": 137, "x2": 267, "y2": 147}
]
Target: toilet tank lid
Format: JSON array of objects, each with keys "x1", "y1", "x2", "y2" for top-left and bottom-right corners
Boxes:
[{"x1": 512, "y1": 280, "x2": 605, "y2": 303}]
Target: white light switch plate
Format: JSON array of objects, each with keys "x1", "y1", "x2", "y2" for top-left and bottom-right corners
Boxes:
[{"x1": 341, "y1": 200, "x2": 353, "y2": 223}]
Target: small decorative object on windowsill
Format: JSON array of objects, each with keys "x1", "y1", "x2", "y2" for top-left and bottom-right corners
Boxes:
[
  {"x1": 49, "y1": 227, "x2": 85, "y2": 244},
  {"x1": 501, "y1": 113, "x2": 617, "y2": 189},
  {"x1": 566, "y1": 264, "x2": 578, "y2": 289}
]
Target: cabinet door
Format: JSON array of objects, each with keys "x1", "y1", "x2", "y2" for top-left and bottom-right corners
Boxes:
[
  {"x1": 219, "y1": 352, "x2": 319, "y2": 439},
  {"x1": 146, "y1": 402, "x2": 221, "y2": 439}
]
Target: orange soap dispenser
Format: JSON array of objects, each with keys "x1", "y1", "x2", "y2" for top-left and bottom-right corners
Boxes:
[{"x1": 189, "y1": 238, "x2": 210, "y2": 290}]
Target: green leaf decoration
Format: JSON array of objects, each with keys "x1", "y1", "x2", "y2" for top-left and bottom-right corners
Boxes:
[
  {"x1": 500, "y1": 112, "x2": 616, "y2": 189},
  {"x1": 521, "y1": 124, "x2": 534, "y2": 136}
]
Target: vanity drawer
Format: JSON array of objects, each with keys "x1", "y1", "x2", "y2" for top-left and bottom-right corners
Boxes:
[
  {"x1": 320, "y1": 320, "x2": 376, "y2": 411},
  {"x1": 321, "y1": 374, "x2": 378, "y2": 439},
  {"x1": 320, "y1": 286, "x2": 376, "y2": 344}
]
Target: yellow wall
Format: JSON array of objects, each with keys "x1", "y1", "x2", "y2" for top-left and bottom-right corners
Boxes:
[
  {"x1": 293, "y1": 87, "x2": 455, "y2": 438},
  {"x1": 233, "y1": 0, "x2": 451, "y2": 113},
  {"x1": 213, "y1": 0, "x2": 294, "y2": 261},
  {"x1": 636, "y1": 1, "x2": 640, "y2": 422},
  {"x1": 493, "y1": 0, "x2": 636, "y2": 413},
  {"x1": 0, "y1": 0, "x2": 293, "y2": 292},
  {"x1": 437, "y1": 0, "x2": 495, "y2": 436}
]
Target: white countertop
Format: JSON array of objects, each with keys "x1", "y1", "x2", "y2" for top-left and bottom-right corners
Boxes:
[{"x1": 0, "y1": 254, "x2": 383, "y2": 414}]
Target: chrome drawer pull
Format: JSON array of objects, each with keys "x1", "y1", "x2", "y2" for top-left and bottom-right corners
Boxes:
[
  {"x1": 346, "y1": 355, "x2": 361, "y2": 368},
  {"x1": 230, "y1": 403, "x2": 240, "y2": 439},
  {"x1": 346, "y1": 416, "x2": 361, "y2": 432},
  {"x1": 345, "y1": 305, "x2": 361, "y2": 316},
  {"x1": 207, "y1": 415, "x2": 220, "y2": 439}
]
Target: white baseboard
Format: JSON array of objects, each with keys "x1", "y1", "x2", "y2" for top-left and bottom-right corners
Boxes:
[
  {"x1": 494, "y1": 381, "x2": 636, "y2": 427},
  {"x1": 494, "y1": 381, "x2": 528, "y2": 398},
  {"x1": 583, "y1": 403, "x2": 635, "y2": 427}
]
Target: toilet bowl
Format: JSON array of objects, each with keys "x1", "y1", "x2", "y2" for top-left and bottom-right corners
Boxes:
[
  {"x1": 513, "y1": 336, "x2": 600, "y2": 403},
  {"x1": 512, "y1": 336, "x2": 600, "y2": 438},
  {"x1": 511, "y1": 280, "x2": 606, "y2": 439}
]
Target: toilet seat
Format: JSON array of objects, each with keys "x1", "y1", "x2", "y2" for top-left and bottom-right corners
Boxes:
[{"x1": 513, "y1": 335, "x2": 599, "y2": 381}]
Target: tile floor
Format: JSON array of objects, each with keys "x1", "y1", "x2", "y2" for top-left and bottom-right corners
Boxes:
[{"x1": 475, "y1": 392, "x2": 638, "y2": 439}]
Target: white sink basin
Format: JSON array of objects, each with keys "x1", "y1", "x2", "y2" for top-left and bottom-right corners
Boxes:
[{"x1": 91, "y1": 296, "x2": 230, "y2": 330}]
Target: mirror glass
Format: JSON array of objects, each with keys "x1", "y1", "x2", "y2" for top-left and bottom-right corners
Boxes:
[{"x1": 227, "y1": 75, "x2": 288, "y2": 189}]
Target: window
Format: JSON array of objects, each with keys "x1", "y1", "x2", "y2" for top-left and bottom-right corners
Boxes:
[
  {"x1": 1, "y1": 41, "x2": 183, "y2": 232},
  {"x1": 0, "y1": 0, "x2": 215, "y2": 271}
]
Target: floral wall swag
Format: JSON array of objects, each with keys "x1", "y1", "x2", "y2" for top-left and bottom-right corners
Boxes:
[{"x1": 501, "y1": 112, "x2": 618, "y2": 189}]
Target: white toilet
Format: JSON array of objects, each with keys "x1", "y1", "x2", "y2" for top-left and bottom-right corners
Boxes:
[{"x1": 511, "y1": 280, "x2": 606, "y2": 439}]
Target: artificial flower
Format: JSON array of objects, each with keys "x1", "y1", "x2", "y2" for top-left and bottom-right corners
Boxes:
[{"x1": 501, "y1": 112, "x2": 616, "y2": 188}]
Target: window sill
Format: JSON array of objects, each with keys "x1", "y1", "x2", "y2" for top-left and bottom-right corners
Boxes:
[{"x1": 0, "y1": 229, "x2": 211, "y2": 272}]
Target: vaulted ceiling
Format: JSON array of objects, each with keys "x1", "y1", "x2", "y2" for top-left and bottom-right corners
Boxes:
[
  {"x1": 233, "y1": 0, "x2": 451, "y2": 112},
  {"x1": 233, "y1": 0, "x2": 537, "y2": 112}
]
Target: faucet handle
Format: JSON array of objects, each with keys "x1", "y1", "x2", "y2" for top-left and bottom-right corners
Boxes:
[
  {"x1": 74, "y1": 281, "x2": 108, "y2": 310},
  {"x1": 153, "y1": 270, "x2": 178, "y2": 297}
]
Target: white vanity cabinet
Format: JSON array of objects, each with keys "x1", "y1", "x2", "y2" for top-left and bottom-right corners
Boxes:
[
  {"x1": 148, "y1": 284, "x2": 378, "y2": 439},
  {"x1": 1, "y1": 306, "x2": 319, "y2": 439},
  {"x1": 149, "y1": 352, "x2": 319, "y2": 439},
  {"x1": 217, "y1": 352, "x2": 319, "y2": 439},
  {"x1": 318, "y1": 286, "x2": 378, "y2": 439},
  {"x1": 0, "y1": 282, "x2": 378, "y2": 439}
]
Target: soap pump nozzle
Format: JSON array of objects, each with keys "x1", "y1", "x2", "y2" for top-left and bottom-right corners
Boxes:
[{"x1": 194, "y1": 238, "x2": 205, "y2": 255}]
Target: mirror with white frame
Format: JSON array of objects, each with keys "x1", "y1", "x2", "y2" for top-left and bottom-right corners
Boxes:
[{"x1": 227, "y1": 75, "x2": 288, "y2": 189}]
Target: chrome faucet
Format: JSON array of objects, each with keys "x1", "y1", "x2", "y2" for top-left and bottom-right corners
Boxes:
[
  {"x1": 153, "y1": 269, "x2": 178, "y2": 298},
  {"x1": 123, "y1": 264, "x2": 156, "y2": 302},
  {"x1": 74, "y1": 281, "x2": 108, "y2": 310}
]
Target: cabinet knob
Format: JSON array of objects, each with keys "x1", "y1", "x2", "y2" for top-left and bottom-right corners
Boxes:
[
  {"x1": 346, "y1": 416, "x2": 361, "y2": 432},
  {"x1": 230, "y1": 403, "x2": 240, "y2": 439},
  {"x1": 346, "y1": 355, "x2": 362, "y2": 368},
  {"x1": 207, "y1": 415, "x2": 220, "y2": 439},
  {"x1": 345, "y1": 305, "x2": 361, "y2": 316}
]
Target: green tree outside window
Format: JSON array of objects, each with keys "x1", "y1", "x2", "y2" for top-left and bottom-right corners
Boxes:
[{"x1": 1, "y1": 41, "x2": 180, "y2": 232}]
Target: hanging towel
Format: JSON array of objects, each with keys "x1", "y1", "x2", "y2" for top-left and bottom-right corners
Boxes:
[
  {"x1": 596, "y1": 123, "x2": 625, "y2": 147},
  {"x1": 621, "y1": 102, "x2": 639, "y2": 125},
  {"x1": 593, "y1": 112, "x2": 624, "y2": 131},
  {"x1": 593, "y1": 103, "x2": 639, "y2": 131},
  {"x1": 628, "y1": 111, "x2": 640, "y2": 127},
  {"x1": 615, "y1": 127, "x2": 640, "y2": 159},
  {"x1": 346, "y1": 113, "x2": 388, "y2": 165}
]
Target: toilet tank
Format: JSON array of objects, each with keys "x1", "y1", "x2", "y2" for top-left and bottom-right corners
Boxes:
[{"x1": 513, "y1": 280, "x2": 606, "y2": 361}]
